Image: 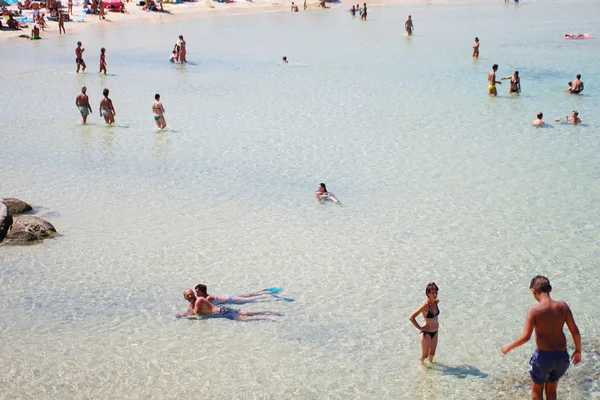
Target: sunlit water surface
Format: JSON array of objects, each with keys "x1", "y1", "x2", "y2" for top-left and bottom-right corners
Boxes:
[{"x1": 1, "y1": 0, "x2": 600, "y2": 398}]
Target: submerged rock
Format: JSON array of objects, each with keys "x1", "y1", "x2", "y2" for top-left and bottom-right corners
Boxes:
[
  {"x1": 1, "y1": 198, "x2": 33, "y2": 215},
  {"x1": 0, "y1": 200, "x2": 13, "y2": 243},
  {"x1": 6, "y1": 215, "x2": 57, "y2": 242}
]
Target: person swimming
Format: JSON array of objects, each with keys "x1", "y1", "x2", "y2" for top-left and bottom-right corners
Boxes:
[
  {"x1": 282, "y1": 56, "x2": 289, "y2": 64},
  {"x1": 315, "y1": 183, "x2": 341, "y2": 204}
]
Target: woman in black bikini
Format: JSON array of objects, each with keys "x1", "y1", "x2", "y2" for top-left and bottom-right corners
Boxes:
[{"x1": 409, "y1": 282, "x2": 440, "y2": 363}]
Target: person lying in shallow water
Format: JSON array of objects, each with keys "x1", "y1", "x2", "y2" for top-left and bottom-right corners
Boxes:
[
  {"x1": 176, "y1": 289, "x2": 282, "y2": 321},
  {"x1": 194, "y1": 284, "x2": 281, "y2": 304}
]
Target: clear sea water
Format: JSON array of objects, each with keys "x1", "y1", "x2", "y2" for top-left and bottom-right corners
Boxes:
[{"x1": 1, "y1": 0, "x2": 599, "y2": 398}]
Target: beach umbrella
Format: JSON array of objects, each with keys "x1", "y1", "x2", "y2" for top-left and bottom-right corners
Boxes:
[{"x1": 0, "y1": 0, "x2": 11, "y2": 7}]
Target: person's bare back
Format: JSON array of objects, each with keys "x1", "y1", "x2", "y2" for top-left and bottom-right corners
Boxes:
[{"x1": 529, "y1": 299, "x2": 570, "y2": 351}]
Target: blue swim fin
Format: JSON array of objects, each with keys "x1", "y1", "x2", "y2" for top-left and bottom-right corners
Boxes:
[
  {"x1": 264, "y1": 287, "x2": 283, "y2": 293},
  {"x1": 273, "y1": 294, "x2": 295, "y2": 302}
]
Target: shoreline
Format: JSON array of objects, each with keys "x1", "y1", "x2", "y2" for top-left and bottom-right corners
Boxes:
[{"x1": 0, "y1": 0, "x2": 446, "y2": 42}]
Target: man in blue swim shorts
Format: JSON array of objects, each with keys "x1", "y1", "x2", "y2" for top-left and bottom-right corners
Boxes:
[
  {"x1": 176, "y1": 289, "x2": 283, "y2": 321},
  {"x1": 501, "y1": 275, "x2": 582, "y2": 400},
  {"x1": 194, "y1": 283, "x2": 279, "y2": 304}
]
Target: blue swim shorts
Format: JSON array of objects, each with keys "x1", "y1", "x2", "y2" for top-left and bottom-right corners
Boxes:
[
  {"x1": 217, "y1": 307, "x2": 240, "y2": 320},
  {"x1": 529, "y1": 348, "x2": 570, "y2": 385}
]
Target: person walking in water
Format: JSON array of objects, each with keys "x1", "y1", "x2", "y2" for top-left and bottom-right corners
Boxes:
[
  {"x1": 99, "y1": 47, "x2": 107, "y2": 75},
  {"x1": 472, "y1": 37, "x2": 480, "y2": 58},
  {"x1": 99, "y1": 88, "x2": 116, "y2": 125},
  {"x1": 152, "y1": 93, "x2": 167, "y2": 129},
  {"x1": 175, "y1": 289, "x2": 282, "y2": 321},
  {"x1": 405, "y1": 15, "x2": 414, "y2": 35},
  {"x1": 58, "y1": 10, "x2": 65, "y2": 35},
  {"x1": 488, "y1": 64, "x2": 501, "y2": 96},
  {"x1": 361, "y1": 3, "x2": 367, "y2": 20},
  {"x1": 409, "y1": 282, "x2": 440, "y2": 364},
  {"x1": 75, "y1": 41, "x2": 86, "y2": 73},
  {"x1": 75, "y1": 86, "x2": 93, "y2": 124},
  {"x1": 501, "y1": 275, "x2": 581, "y2": 400}
]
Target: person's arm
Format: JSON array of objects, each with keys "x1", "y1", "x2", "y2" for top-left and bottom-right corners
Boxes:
[
  {"x1": 99, "y1": 100, "x2": 103, "y2": 117},
  {"x1": 75, "y1": 97, "x2": 80, "y2": 107},
  {"x1": 110, "y1": 100, "x2": 116, "y2": 115},
  {"x1": 501, "y1": 309, "x2": 535, "y2": 354},
  {"x1": 565, "y1": 304, "x2": 582, "y2": 364},
  {"x1": 408, "y1": 302, "x2": 427, "y2": 331}
]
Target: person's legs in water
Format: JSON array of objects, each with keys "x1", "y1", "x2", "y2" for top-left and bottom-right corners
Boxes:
[
  {"x1": 420, "y1": 331, "x2": 431, "y2": 362},
  {"x1": 544, "y1": 380, "x2": 559, "y2": 400},
  {"x1": 428, "y1": 332, "x2": 439, "y2": 363}
]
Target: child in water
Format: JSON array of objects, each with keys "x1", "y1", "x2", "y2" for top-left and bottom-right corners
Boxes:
[
  {"x1": 99, "y1": 47, "x2": 107, "y2": 74},
  {"x1": 170, "y1": 50, "x2": 177, "y2": 63}
]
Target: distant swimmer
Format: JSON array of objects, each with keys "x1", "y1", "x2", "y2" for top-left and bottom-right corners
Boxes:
[
  {"x1": 99, "y1": 47, "x2": 107, "y2": 75},
  {"x1": 194, "y1": 284, "x2": 280, "y2": 304},
  {"x1": 282, "y1": 56, "x2": 289, "y2": 64},
  {"x1": 532, "y1": 112, "x2": 545, "y2": 126},
  {"x1": 409, "y1": 282, "x2": 440, "y2": 364},
  {"x1": 152, "y1": 93, "x2": 167, "y2": 129},
  {"x1": 488, "y1": 64, "x2": 501, "y2": 96},
  {"x1": 176, "y1": 289, "x2": 283, "y2": 321},
  {"x1": 501, "y1": 276, "x2": 581, "y2": 400},
  {"x1": 565, "y1": 110, "x2": 581, "y2": 125},
  {"x1": 501, "y1": 70, "x2": 521, "y2": 94},
  {"x1": 315, "y1": 182, "x2": 341, "y2": 204},
  {"x1": 75, "y1": 41, "x2": 86, "y2": 73},
  {"x1": 472, "y1": 37, "x2": 479, "y2": 58},
  {"x1": 99, "y1": 88, "x2": 116, "y2": 125},
  {"x1": 350, "y1": 5, "x2": 356, "y2": 16},
  {"x1": 405, "y1": 15, "x2": 414, "y2": 36},
  {"x1": 361, "y1": 3, "x2": 367, "y2": 20},
  {"x1": 569, "y1": 74, "x2": 584, "y2": 94},
  {"x1": 75, "y1": 86, "x2": 93, "y2": 124}
]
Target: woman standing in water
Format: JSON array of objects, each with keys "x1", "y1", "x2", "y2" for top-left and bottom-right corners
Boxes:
[
  {"x1": 409, "y1": 282, "x2": 440, "y2": 363},
  {"x1": 99, "y1": 88, "x2": 116, "y2": 125},
  {"x1": 501, "y1": 71, "x2": 521, "y2": 94},
  {"x1": 472, "y1": 37, "x2": 480, "y2": 58}
]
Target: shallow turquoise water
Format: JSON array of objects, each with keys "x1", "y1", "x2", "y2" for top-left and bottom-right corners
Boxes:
[{"x1": 1, "y1": 0, "x2": 599, "y2": 398}]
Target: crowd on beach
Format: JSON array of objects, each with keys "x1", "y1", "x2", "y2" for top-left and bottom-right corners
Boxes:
[{"x1": 4, "y1": 1, "x2": 591, "y2": 397}]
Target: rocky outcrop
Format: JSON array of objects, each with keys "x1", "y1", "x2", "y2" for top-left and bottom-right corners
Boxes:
[
  {"x1": 1, "y1": 198, "x2": 33, "y2": 215},
  {"x1": 0, "y1": 200, "x2": 13, "y2": 243},
  {"x1": 5, "y1": 215, "x2": 57, "y2": 243}
]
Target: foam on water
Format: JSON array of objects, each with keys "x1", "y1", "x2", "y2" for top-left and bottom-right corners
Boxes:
[{"x1": 1, "y1": 0, "x2": 600, "y2": 398}]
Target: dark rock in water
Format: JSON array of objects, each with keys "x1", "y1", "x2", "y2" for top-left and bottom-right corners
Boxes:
[
  {"x1": 1, "y1": 198, "x2": 33, "y2": 215},
  {"x1": 6, "y1": 215, "x2": 57, "y2": 242},
  {"x1": 0, "y1": 200, "x2": 13, "y2": 243}
]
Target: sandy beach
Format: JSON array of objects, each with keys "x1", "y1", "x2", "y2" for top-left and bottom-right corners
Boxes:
[{"x1": 0, "y1": 0, "x2": 349, "y2": 41}]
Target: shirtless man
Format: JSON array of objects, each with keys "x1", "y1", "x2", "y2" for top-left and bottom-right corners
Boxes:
[
  {"x1": 176, "y1": 289, "x2": 282, "y2": 321},
  {"x1": 570, "y1": 74, "x2": 584, "y2": 94},
  {"x1": 566, "y1": 110, "x2": 581, "y2": 125},
  {"x1": 152, "y1": 93, "x2": 167, "y2": 129},
  {"x1": 405, "y1": 15, "x2": 414, "y2": 36},
  {"x1": 75, "y1": 86, "x2": 93, "y2": 123},
  {"x1": 501, "y1": 276, "x2": 581, "y2": 400},
  {"x1": 488, "y1": 64, "x2": 501, "y2": 96},
  {"x1": 532, "y1": 112, "x2": 545, "y2": 127},
  {"x1": 75, "y1": 41, "x2": 86, "y2": 73},
  {"x1": 99, "y1": 88, "x2": 116, "y2": 125},
  {"x1": 194, "y1": 284, "x2": 280, "y2": 305}
]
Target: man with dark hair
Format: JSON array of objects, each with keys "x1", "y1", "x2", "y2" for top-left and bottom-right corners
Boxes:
[
  {"x1": 488, "y1": 64, "x2": 501, "y2": 96},
  {"x1": 194, "y1": 284, "x2": 280, "y2": 304},
  {"x1": 152, "y1": 93, "x2": 166, "y2": 129},
  {"x1": 501, "y1": 275, "x2": 582, "y2": 400},
  {"x1": 570, "y1": 74, "x2": 584, "y2": 94}
]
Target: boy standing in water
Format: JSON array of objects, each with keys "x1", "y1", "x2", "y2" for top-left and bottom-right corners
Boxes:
[
  {"x1": 75, "y1": 41, "x2": 86, "y2": 73},
  {"x1": 501, "y1": 275, "x2": 582, "y2": 400}
]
